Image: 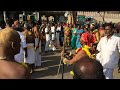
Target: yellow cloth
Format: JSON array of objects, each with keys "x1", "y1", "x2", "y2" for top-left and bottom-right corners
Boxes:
[
  {"x1": 70, "y1": 70, "x2": 74, "y2": 76},
  {"x1": 63, "y1": 58, "x2": 67, "y2": 64},
  {"x1": 70, "y1": 45, "x2": 96, "y2": 76},
  {"x1": 93, "y1": 29, "x2": 98, "y2": 33},
  {"x1": 82, "y1": 45, "x2": 96, "y2": 59},
  {"x1": 82, "y1": 45, "x2": 91, "y2": 57},
  {"x1": 20, "y1": 62, "x2": 28, "y2": 68}
]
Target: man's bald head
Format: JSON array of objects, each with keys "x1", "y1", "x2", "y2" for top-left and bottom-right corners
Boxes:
[
  {"x1": 0, "y1": 28, "x2": 21, "y2": 55},
  {"x1": 73, "y1": 57, "x2": 105, "y2": 79}
]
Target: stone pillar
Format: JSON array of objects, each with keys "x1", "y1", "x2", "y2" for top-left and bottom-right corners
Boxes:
[{"x1": 67, "y1": 15, "x2": 72, "y2": 24}]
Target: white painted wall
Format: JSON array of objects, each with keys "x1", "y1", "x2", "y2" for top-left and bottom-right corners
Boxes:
[{"x1": 77, "y1": 11, "x2": 120, "y2": 23}]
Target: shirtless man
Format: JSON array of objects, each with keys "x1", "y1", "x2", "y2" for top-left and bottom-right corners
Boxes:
[
  {"x1": 0, "y1": 28, "x2": 30, "y2": 79},
  {"x1": 73, "y1": 57, "x2": 105, "y2": 79},
  {"x1": 23, "y1": 23, "x2": 35, "y2": 73},
  {"x1": 32, "y1": 21, "x2": 41, "y2": 67},
  {"x1": 63, "y1": 32, "x2": 95, "y2": 65}
]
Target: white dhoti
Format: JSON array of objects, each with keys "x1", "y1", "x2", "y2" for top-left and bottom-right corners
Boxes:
[
  {"x1": 35, "y1": 48, "x2": 41, "y2": 67},
  {"x1": 96, "y1": 52, "x2": 102, "y2": 63},
  {"x1": 15, "y1": 31, "x2": 27, "y2": 63},
  {"x1": 45, "y1": 32, "x2": 50, "y2": 51},
  {"x1": 103, "y1": 68, "x2": 114, "y2": 79},
  {"x1": 56, "y1": 32, "x2": 60, "y2": 47},
  {"x1": 15, "y1": 47, "x2": 24, "y2": 63},
  {"x1": 24, "y1": 43, "x2": 35, "y2": 64},
  {"x1": 50, "y1": 33, "x2": 56, "y2": 51},
  {"x1": 52, "y1": 33, "x2": 55, "y2": 41},
  {"x1": 35, "y1": 38, "x2": 41, "y2": 67},
  {"x1": 49, "y1": 40, "x2": 56, "y2": 51},
  {"x1": 45, "y1": 39, "x2": 50, "y2": 51}
]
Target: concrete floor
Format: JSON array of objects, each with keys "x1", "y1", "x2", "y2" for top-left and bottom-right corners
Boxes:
[{"x1": 31, "y1": 48, "x2": 120, "y2": 79}]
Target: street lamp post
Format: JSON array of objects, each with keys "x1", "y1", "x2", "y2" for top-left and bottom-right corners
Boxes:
[{"x1": 3, "y1": 11, "x2": 6, "y2": 22}]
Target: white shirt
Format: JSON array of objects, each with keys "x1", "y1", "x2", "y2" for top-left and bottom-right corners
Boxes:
[
  {"x1": 15, "y1": 31, "x2": 27, "y2": 63},
  {"x1": 96, "y1": 35, "x2": 120, "y2": 69},
  {"x1": 56, "y1": 26, "x2": 61, "y2": 31},
  {"x1": 45, "y1": 27, "x2": 50, "y2": 40},
  {"x1": 51, "y1": 26, "x2": 55, "y2": 33}
]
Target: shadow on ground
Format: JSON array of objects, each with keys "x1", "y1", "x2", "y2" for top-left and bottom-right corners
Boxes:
[
  {"x1": 31, "y1": 55, "x2": 73, "y2": 79},
  {"x1": 31, "y1": 46, "x2": 74, "y2": 79},
  {"x1": 31, "y1": 64, "x2": 73, "y2": 79}
]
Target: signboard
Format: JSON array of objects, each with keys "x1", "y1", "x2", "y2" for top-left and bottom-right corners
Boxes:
[
  {"x1": 19, "y1": 14, "x2": 23, "y2": 22},
  {"x1": 59, "y1": 16, "x2": 65, "y2": 22},
  {"x1": 41, "y1": 15, "x2": 47, "y2": 21},
  {"x1": 77, "y1": 15, "x2": 85, "y2": 22},
  {"x1": 48, "y1": 16, "x2": 54, "y2": 22},
  {"x1": 19, "y1": 14, "x2": 27, "y2": 21},
  {"x1": 30, "y1": 15, "x2": 35, "y2": 21},
  {"x1": 27, "y1": 15, "x2": 30, "y2": 21},
  {"x1": 27, "y1": 15, "x2": 35, "y2": 21}
]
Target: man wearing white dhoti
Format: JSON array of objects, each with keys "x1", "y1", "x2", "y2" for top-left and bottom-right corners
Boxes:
[
  {"x1": 56, "y1": 23, "x2": 61, "y2": 48},
  {"x1": 45, "y1": 25, "x2": 51, "y2": 52},
  {"x1": 32, "y1": 21, "x2": 41, "y2": 67},
  {"x1": 23, "y1": 23, "x2": 35, "y2": 73},
  {"x1": 96, "y1": 23, "x2": 120, "y2": 79},
  {"x1": 50, "y1": 23, "x2": 56, "y2": 51}
]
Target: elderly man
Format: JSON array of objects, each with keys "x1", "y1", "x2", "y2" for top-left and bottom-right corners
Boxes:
[
  {"x1": 63, "y1": 31, "x2": 96, "y2": 65},
  {"x1": 0, "y1": 28, "x2": 30, "y2": 79},
  {"x1": 96, "y1": 23, "x2": 120, "y2": 79}
]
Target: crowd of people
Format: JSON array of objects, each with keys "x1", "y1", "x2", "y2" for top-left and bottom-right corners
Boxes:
[
  {"x1": 62, "y1": 21, "x2": 120, "y2": 79},
  {"x1": 0, "y1": 16, "x2": 120, "y2": 79}
]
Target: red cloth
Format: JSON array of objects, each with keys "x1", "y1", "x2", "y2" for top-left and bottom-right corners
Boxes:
[
  {"x1": 81, "y1": 32, "x2": 95, "y2": 46},
  {"x1": 92, "y1": 34, "x2": 97, "y2": 43},
  {"x1": 76, "y1": 48, "x2": 82, "y2": 54}
]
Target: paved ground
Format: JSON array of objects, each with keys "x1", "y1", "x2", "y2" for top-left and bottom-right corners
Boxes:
[{"x1": 31, "y1": 47, "x2": 120, "y2": 79}]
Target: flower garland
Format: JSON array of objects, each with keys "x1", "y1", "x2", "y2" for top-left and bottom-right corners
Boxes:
[
  {"x1": 70, "y1": 45, "x2": 96, "y2": 76},
  {"x1": 82, "y1": 45, "x2": 91, "y2": 57},
  {"x1": 82, "y1": 45, "x2": 96, "y2": 59}
]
